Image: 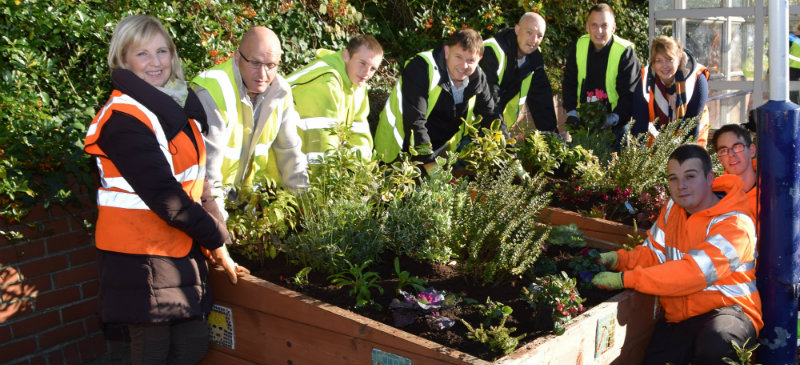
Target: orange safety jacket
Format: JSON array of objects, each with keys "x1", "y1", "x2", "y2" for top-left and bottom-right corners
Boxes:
[
  {"x1": 614, "y1": 175, "x2": 762, "y2": 332},
  {"x1": 724, "y1": 159, "x2": 758, "y2": 218},
  {"x1": 84, "y1": 90, "x2": 206, "y2": 258}
]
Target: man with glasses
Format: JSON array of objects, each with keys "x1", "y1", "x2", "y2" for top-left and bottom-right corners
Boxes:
[
  {"x1": 711, "y1": 124, "x2": 757, "y2": 215},
  {"x1": 193, "y1": 26, "x2": 309, "y2": 220}
]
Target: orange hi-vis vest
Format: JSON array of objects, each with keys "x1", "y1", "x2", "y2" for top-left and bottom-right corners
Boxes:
[
  {"x1": 84, "y1": 90, "x2": 206, "y2": 258},
  {"x1": 615, "y1": 175, "x2": 762, "y2": 332}
]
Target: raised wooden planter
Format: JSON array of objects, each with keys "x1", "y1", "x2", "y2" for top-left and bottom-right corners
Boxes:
[
  {"x1": 540, "y1": 207, "x2": 644, "y2": 247},
  {"x1": 200, "y1": 267, "x2": 658, "y2": 365}
]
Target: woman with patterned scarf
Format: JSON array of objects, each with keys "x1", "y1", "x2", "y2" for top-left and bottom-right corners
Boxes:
[{"x1": 631, "y1": 36, "x2": 710, "y2": 146}]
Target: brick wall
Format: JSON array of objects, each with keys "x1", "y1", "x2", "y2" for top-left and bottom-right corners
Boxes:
[{"x1": 0, "y1": 182, "x2": 125, "y2": 365}]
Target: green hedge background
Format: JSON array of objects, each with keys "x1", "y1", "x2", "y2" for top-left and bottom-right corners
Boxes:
[{"x1": 0, "y1": 0, "x2": 648, "y2": 234}]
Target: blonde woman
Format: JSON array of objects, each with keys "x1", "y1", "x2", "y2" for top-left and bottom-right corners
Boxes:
[
  {"x1": 632, "y1": 35, "x2": 710, "y2": 146},
  {"x1": 83, "y1": 15, "x2": 246, "y2": 365}
]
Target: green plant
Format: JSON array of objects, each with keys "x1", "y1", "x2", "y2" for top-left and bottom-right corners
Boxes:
[
  {"x1": 288, "y1": 266, "x2": 313, "y2": 287},
  {"x1": 457, "y1": 118, "x2": 518, "y2": 177},
  {"x1": 394, "y1": 257, "x2": 427, "y2": 294},
  {"x1": 546, "y1": 223, "x2": 586, "y2": 248},
  {"x1": 521, "y1": 271, "x2": 586, "y2": 335},
  {"x1": 722, "y1": 337, "x2": 760, "y2": 365},
  {"x1": 448, "y1": 167, "x2": 552, "y2": 286},
  {"x1": 478, "y1": 297, "x2": 513, "y2": 327},
  {"x1": 225, "y1": 175, "x2": 299, "y2": 263},
  {"x1": 517, "y1": 131, "x2": 567, "y2": 176},
  {"x1": 568, "y1": 89, "x2": 617, "y2": 164},
  {"x1": 328, "y1": 260, "x2": 384, "y2": 308},
  {"x1": 567, "y1": 248, "x2": 606, "y2": 288},
  {"x1": 460, "y1": 316, "x2": 525, "y2": 357}
]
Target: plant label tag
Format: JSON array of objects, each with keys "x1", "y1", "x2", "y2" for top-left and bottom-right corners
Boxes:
[
  {"x1": 594, "y1": 310, "x2": 617, "y2": 358},
  {"x1": 372, "y1": 348, "x2": 411, "y2": 365},
  {"x1": 208, "y1": 304, "x2": 235, "y2": 349}
]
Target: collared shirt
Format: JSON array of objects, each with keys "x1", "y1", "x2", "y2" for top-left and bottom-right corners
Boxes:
[{"x1": 449, "y1": 72, "x2": 469, "y2": 104}]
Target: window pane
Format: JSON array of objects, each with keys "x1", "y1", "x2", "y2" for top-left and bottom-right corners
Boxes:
[
  {"x1": 685, "y1": 19, "x2": 724, "y2": 75},
  {"x1": 655, "y1": 0, "x2": 673, "y2": 11}
]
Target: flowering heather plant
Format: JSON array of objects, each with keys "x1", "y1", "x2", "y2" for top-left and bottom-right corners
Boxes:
[
  {"x1": 521, "y1": 272, "x2": 586, "y2": 335},
  {"x1": 552, "y1": 179, "x2": 634, "y2": 220}
]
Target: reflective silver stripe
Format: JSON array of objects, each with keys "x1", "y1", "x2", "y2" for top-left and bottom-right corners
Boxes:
[
  {"x1": 351, "y1": 121, "x2": 370, "y2": 135},
  {"x1": 384, "y1": 87, "x2": 404, "y2": 148},
  {"x1": 286, "y1": 60, "x2": 328, "y2": 84},
  {"x1": 648, "y1": 122, "x2": 660, "y2": 138},
  {"x1": 254, "y1": 142, "x2": 273, "y2": 157},
  {"x1": 707, "y1": 211, "x2": 755, "y2": 237},
  {"x1": 707, "y1": 233, "x2": 742, "y2": 271},
  {"x1": 664, "y1": 199, "x2": 674, "y2": 226},
  {"x1": 791, "y1": 54, "x2": 800, "y2": 63},
  {"x1": 643, "y1": 238, "x2": 667, "y2": 264},
  {"x1": 299, "y1": 117, "x2": 339, "y2": 131},
  {"x1": 197, "y1": 69, "x2": 238, "y2": 128},
  {"x1": 174, "y1": 164, "x2": 205, "y2": 183},
  {"x1": 688, "y1": 248, "x2": 718, "y2": 286},
  {"x1": 735, "y1": 260, "x2": 755, "y2": 272},
  {"x1": 97, "y1": 190, "x2": 149, "y2": 210},
  {"x1": 86, "y1": 121, "x2": 99, "y2": 137},
  {"x1": 483, "y1": 38, "x2": 504, "y2": 78},
  {"x1": 650, "y1": 223, "x2": 666, "y2": 247},
  {"x1": 703, "y1": 280, "x2": 758, "y2": 297},
  {"x1": 418, "y1": 52, "x2": 440, "y2": 90},
  {"x1": 103, "y1": 176, "x2": 134, "y2": 192},
  {"x1": 665, "y1": 246, "x2": 683, "y2": 261}
]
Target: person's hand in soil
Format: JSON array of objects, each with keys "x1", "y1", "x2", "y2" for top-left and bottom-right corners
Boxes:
[
  {"x1": 210, "y1": 244, "x2": 250, "y2": 284},
  {"x1": 598, "y1": 251, "x2": 618, "y2": 269},
  {"x1": 592, "y1": 272, "x2": 623, "y2": 290}
]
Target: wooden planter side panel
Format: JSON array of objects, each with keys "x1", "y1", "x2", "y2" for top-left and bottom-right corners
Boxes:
[
  {"x1": 202, "y1": 269, "x2": 487, "y2": 365},
  {"x1": 541, "y1": 207, "x2": 641, "y2": 246},
  {"x1": 496, "y1": 290, "x2": 658, "y2": 365}
]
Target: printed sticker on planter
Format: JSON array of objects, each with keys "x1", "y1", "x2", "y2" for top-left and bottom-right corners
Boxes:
[
  {"x1": 371, "y1": 348, "x2": 411, "y2": 365},
  {"x1": 208, "y1": 304, "x2": 235, "y2": 349},
  {"x1": 595, "y1": 310, "x2": 616, "y2": 358}
]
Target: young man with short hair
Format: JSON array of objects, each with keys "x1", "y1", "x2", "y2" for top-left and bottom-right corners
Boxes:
[
  {"x1": 593, "y1": 144, "x2": 761, "y2": 365},
  {"x1": 287, "y1": 34, "x2": 383, "y2": 165},
  {"x1": 711, "y1": 123, "x2": 757, "y2": 215}
]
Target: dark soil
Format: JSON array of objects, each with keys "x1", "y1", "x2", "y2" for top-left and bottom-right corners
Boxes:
[{"x1": 231, "y1": 246, "x2": 621, "y2": 361}]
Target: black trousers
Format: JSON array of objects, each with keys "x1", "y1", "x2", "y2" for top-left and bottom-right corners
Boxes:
[
  {"x1": 128, "y1": 317, "x2": 209, "y2": 365},
  {"x1": 643, "y1": 304, "x2": 756, "y2": 365}
]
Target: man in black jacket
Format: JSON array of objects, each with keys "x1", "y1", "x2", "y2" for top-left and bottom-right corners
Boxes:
[
  {"x1": 562, "y1": 3, "x2": 640, "y2": 144},
  {"x1": 480, "y1": 12, "x2": 558, "y2": 136},
  {"x1": 374, "y1": 29, "x2": 505, "y2": 170}
]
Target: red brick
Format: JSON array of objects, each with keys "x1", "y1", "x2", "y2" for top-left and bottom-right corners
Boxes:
[
  {"x1": 43, "y1": 218, "x2": 70, "y2": 236},
  {"x1": 22, "y1": 275, "x2": 53, "y2": 293},
  {"x1": 6, "y1": 357, "x2": 31, "y2": 365},
  {"x1": 69, "y1": 246, "x2": 97, "y2": 267},
  {"x1": 63, "y1": 343, "x2": 81, "y2": 365},
  {"x1": 0, "y1": 241, "x2": 46, "y2": 267},
  {"x1": 25, "y1": 205, "x2": 50, "y2": 222},
  {"x1": 33, "y1": 286, "x2": 80, "y2": 311},
  {"x1": 0, "y1": 338, "x2": 36, "y2": 364},
  {"x1": 46, "y1": 349, "x2": 65, "y2": 365},
  {"x1": 81, "y1": 280, "x2": 99, "y2": 299},
  {"x1": 39, "y1": 321, "x2": 85, "y2": 352},
  {"x1": 85, "y1": 314, "x2": 102, "y2": 333},
  {"x1": 0, "y1": 323, "x2": 11, "y2": 343},
  {"x1": 48, "y1": 204, "x2": 72, "y2": 219},
  {"x1": 53, "y1": 264, "x2": 97, "y2": 287},
  {"x1": 46, "y1": 231, "x2": 91, "y2": 255},
  {"x1": 61, "y1": 299, "x2": 97, "y2": 323},
  {"x1": 17, "y1": 255, "x2": 67, "y2": 279},
  {"x1": 10, "y1": 310, "x2": 59, "y2": 338}
]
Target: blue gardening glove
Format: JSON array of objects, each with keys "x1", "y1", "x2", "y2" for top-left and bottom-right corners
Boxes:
[
  {"x1": 601, "y1": 113, "x2": 619, "y2": 130},
  {"x1": 598, "y1": 251, "x2": 618, "y2": 269},
  {"x1": 592, "y1": 272, "x2": 624, "y2": 290}
]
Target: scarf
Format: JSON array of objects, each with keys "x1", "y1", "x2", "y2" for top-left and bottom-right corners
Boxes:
[
  {"x1": 651, "y1": 68, "x2": 688, "y2": 127},
  {"x1": 155, "y1": 79, "x2": 189, "y2": 108}
]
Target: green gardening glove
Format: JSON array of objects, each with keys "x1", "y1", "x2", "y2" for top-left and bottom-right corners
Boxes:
[
  {"x1": 592, "y1": 272, "x2": 624, "y2": 290},
  {"x1": 598, "y1": 251, "x2": 618, "y2": 269}
]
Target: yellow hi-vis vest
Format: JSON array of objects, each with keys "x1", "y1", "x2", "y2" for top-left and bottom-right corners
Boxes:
[
  {"x1": 576, "y1": 34, "x2": 633, "y2": 111},
  {"x1": 84, "y1": 90, "x2": 205, "y2": 258},
  {"x1": 192, "y1": 59, "x2": 282, "y2": 187},
  {"x1": 286, "y1": 49, "x2": 372, "y2": 164},
  {"x1": 374, "y1": 51, "x2": 476, "y2": 163},
  {"x1": 790, "y1": 33, "x2": 800, "y2": 70},
  {"x1": 483, "y1": 37, "x2": 534, "y2": 129}
]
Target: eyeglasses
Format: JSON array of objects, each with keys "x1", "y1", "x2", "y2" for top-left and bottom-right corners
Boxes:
[
  {"x1": 717, "y1": 142, "x2": 746, "y2": 157},
  {"x1": 238, "y1": 51, "x2": 279, "y2": 72}
]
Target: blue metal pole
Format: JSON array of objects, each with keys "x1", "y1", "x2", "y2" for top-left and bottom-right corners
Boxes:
[{"x1": 756, "y1": 100, "x2": 800, "y2": 365}]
